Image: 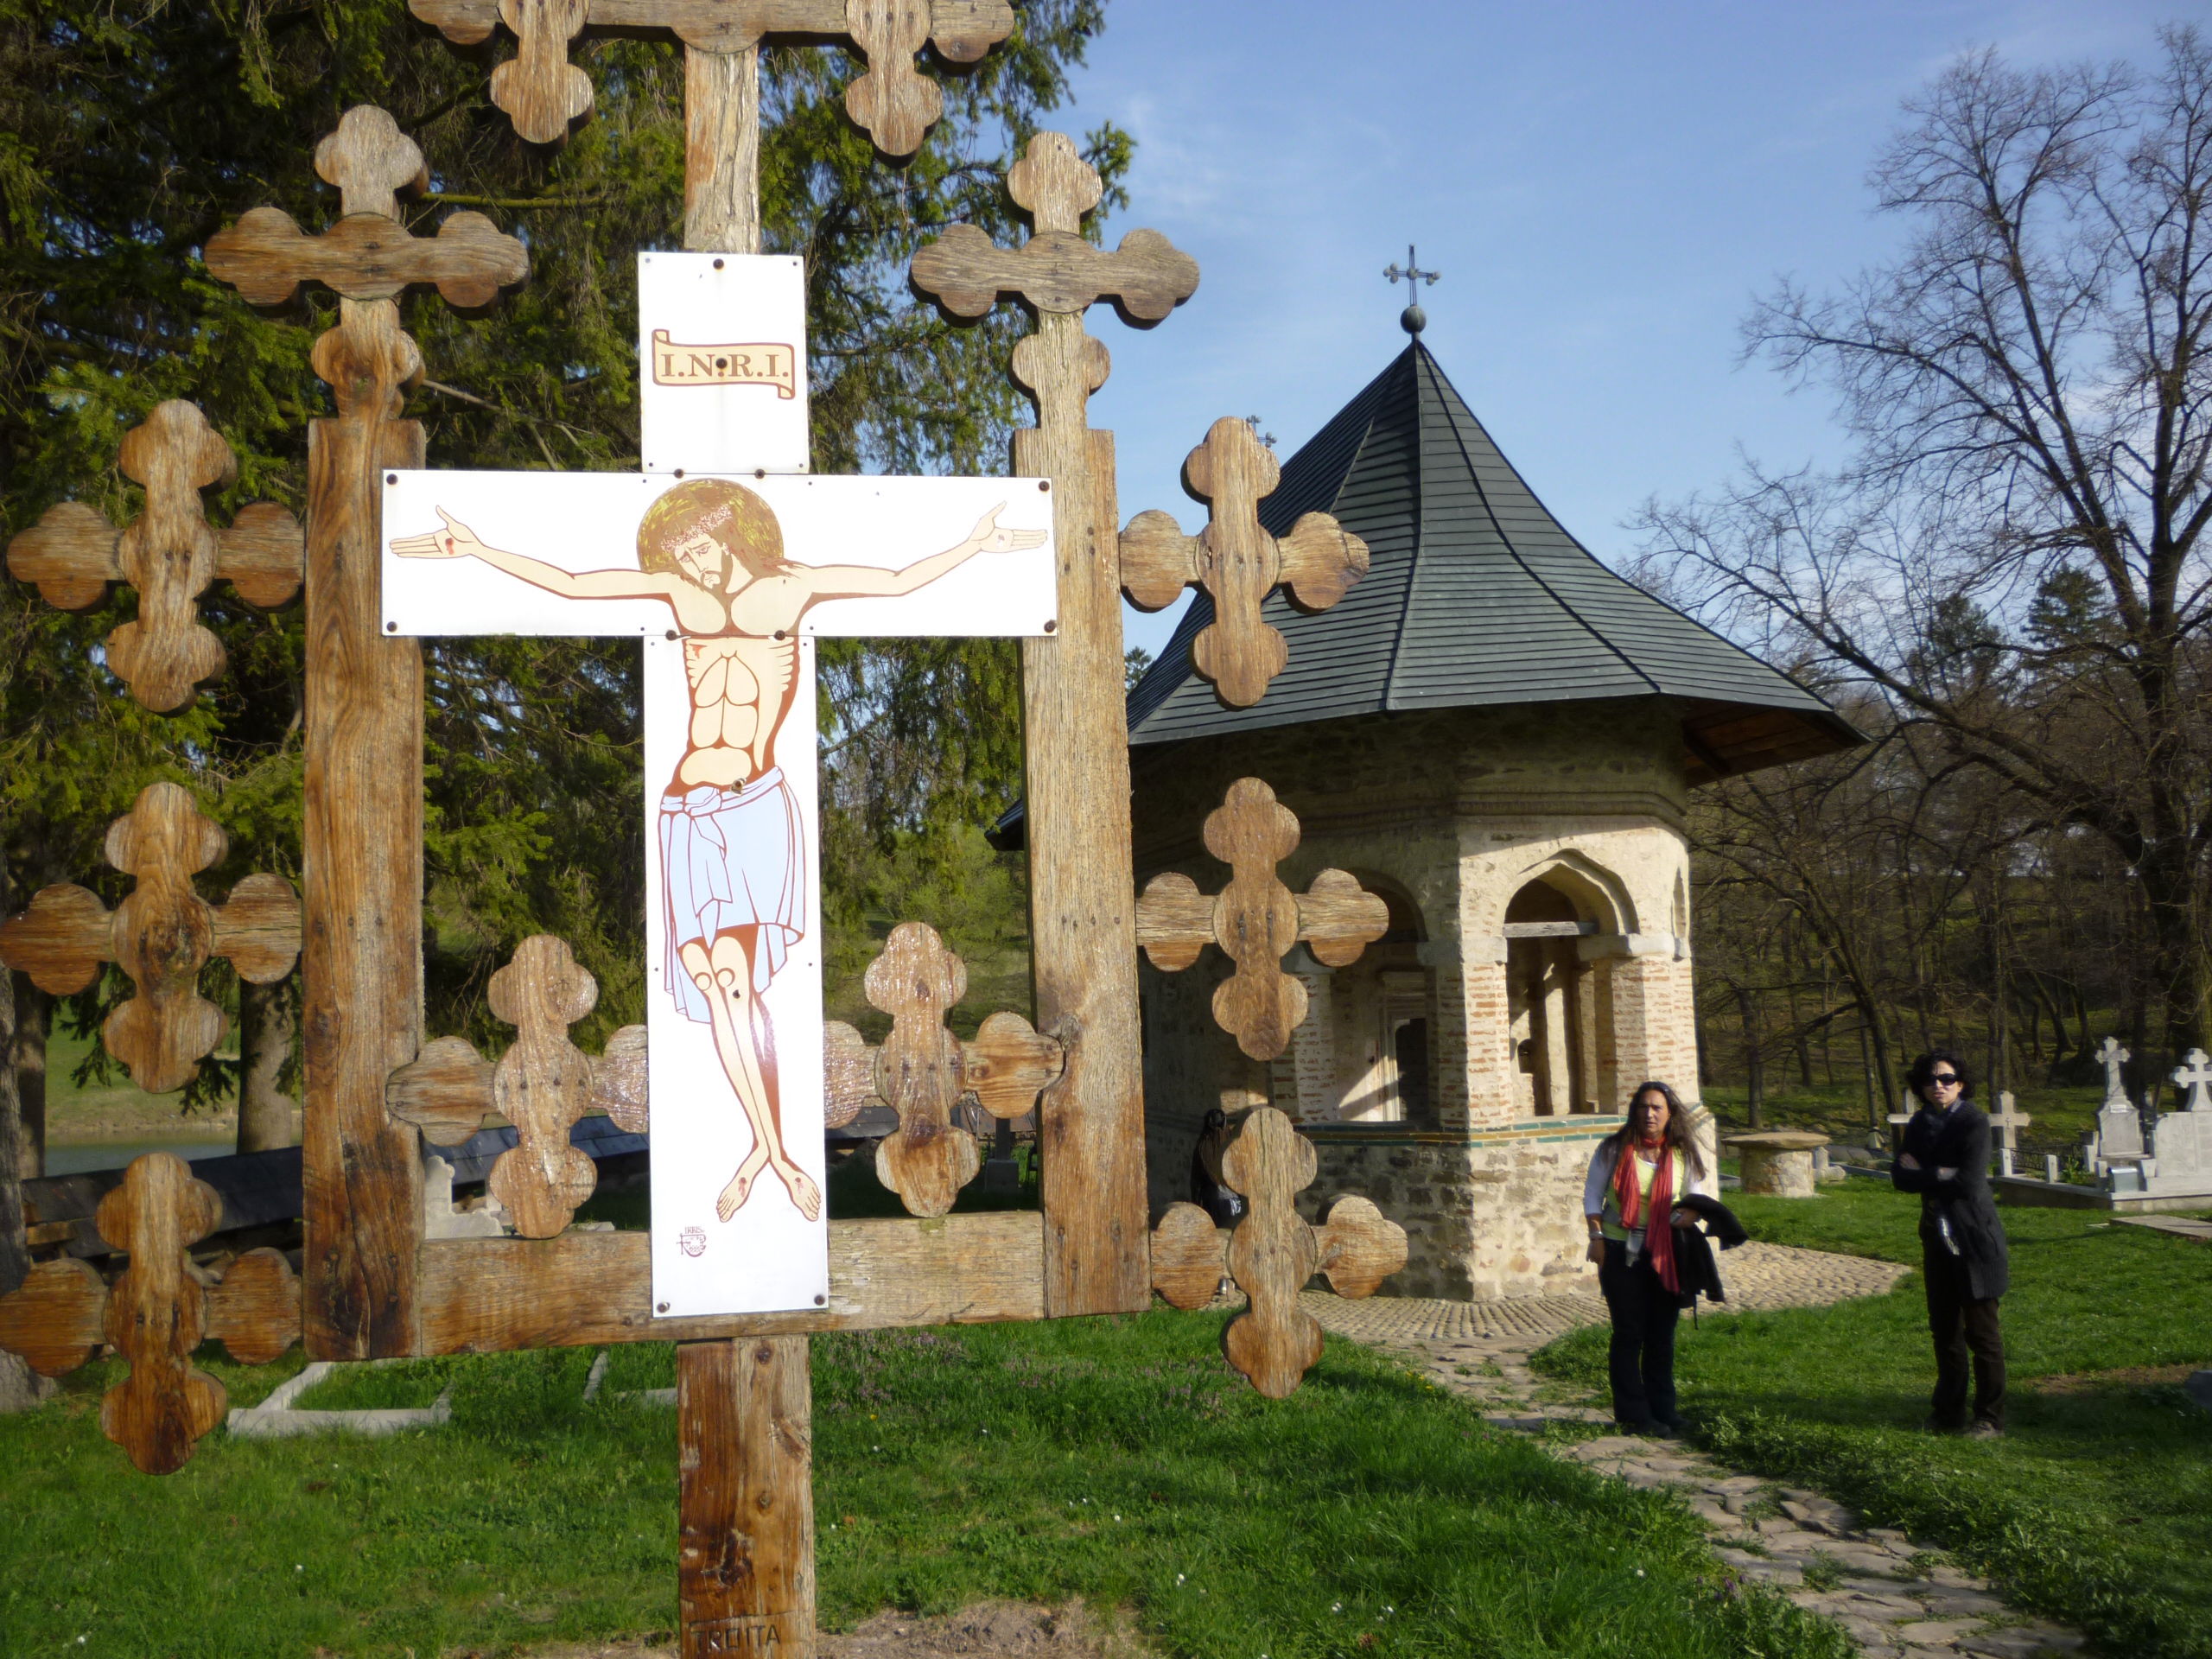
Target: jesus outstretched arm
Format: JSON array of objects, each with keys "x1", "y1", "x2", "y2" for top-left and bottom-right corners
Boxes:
[
  {"x1": 391, "y1": 511, "x2": 690, "y2": 603},
  {"x1": 791, "y1": 504, "x2": 1046, "y2": 601}
]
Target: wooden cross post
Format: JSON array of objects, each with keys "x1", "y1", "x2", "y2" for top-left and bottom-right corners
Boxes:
[
  {"x1": 910, "y1": 131, "x2": 1200, "y2": 1316},
  {"x1": 1986, "y1": 1090, "x2": 2030, "y2": 1177},
  {"x1": 202, "y1": 103, "x2": 531, "y2": 1362}
]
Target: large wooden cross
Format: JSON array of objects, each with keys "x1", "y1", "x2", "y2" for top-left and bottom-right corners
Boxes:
[{"x1": 376, "y1": 302, "x2": 1058, "y2": 1320}]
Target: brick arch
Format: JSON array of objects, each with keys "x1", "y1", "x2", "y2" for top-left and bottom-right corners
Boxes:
[{"x1": 1493, "y1": 848, "x2": 1639, "y2": 937}]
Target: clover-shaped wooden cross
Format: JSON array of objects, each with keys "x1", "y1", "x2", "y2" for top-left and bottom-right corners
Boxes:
[
  {"x1": 385, "y1": 934, "x2": 645, "y2": 1181},
  {"x1": 205, "y1": 105, "x2": 528, "y2": 308},
  {"x1": 1122, "y1": 416, "x2": 1370, "y2": 707},
  {"x1": 823, "y1": 923, "x2": 1063, "y2": 1217},
  {"x1": 911, "y1": 131, "x2": 1199, "y2": 442},
  {"x1": 384, "y1": 935, "x2": 612, "y2": 1239},
  {"x1": 1135, "y1": 778, "x2": 1389, "y2": 1061},
  {"x1": 1149, "y1": 1108, "x2": 1405, "y2": 1397},
  {"x1": 0, "y1": 784, "x2": 301, "y2": 1094},
  {"x1": 0, "y1": 1153, "x2": 302, "y2": 1472},
  {"x1": 5, "y1": 402, "x2": 303, "y2": 712},
  {"x1": 410, "y1": 0, "x2": 1014, "y2": 154}
]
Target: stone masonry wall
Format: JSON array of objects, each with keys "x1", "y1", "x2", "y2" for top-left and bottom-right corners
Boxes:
[{"x1": 1304, "y1": 1122, "x2": 1620, "y2": 1300}]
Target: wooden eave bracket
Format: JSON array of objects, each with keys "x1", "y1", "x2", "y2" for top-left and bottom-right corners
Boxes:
[
  {"x1": 0, "y1": 1153, "x2": 301, "y2": 1472},
  {"x1": 824, "y1": 921, "x2": 1064, "y2": 1218},
  {"x1": 1134, "y1": 778, "x2": 1389, "y2": 1061},
  {"x1": 4, "y1": 403, "x2": 303, "y2": 712},
  {"x1": 0, "y1": 783, "x2": 302, "y2": 1095},
  {"x1": 1120, "y1": 416, "x2": 1370, "y2": 708},
  {"x1": 1149, "y1": 1108, "x2": 1407, "y2": 1397},
  {"x1": 408, "y1": 0, "x2": 1016, "y2": 155}
]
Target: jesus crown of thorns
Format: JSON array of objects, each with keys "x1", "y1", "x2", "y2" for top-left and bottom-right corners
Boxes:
[{"x1": 639, "y1": 477, "x2": 791, "y2": 579}]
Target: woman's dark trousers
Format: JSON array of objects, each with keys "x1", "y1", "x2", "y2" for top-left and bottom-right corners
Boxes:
[
  {"x1": 1598, "y1": 1241, "x2": 1681, "y2": 1427},
  {"x1": 1923, "y1": 1248, "x2": 2005, "y2": 1428}
]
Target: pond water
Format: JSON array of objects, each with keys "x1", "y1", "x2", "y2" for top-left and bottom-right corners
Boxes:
[{"x1": 43, "y1": 1139, "x2": 239, "y2": 1177}]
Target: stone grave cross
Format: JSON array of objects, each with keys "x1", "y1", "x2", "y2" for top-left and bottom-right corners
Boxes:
[
  {"x1": 2094, "y1": 1036, "x2": 2148, "y2": 1188},
  {"x1": 2171, "y1": 1048, "x2": 2212, "y2": 1114},
  {"x1": 1986, "y1": 1090, "x2": 2030, "y2": 1178}
]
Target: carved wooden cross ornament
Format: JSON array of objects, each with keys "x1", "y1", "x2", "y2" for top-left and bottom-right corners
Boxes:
[
  {"x1": 0, "y1": 1153, "x2": 302, "y2": 1472},
  {"x1": 1149, "y1": 1108, "x2": 1405, "y2": 1397},
  {"x1": 1136, "y1": 778, "x2": 1389, "y2": 1060},
  {"x1": 822, "y1": 923, "x2": 1063, "y2": 1217},
  {"x1": 385, "y1": 932, "x2": 649, "y2": 1234},
  {"x1": 4, "y1": 402, "x2": 303, "y2": 711},
  {"x1": 1122, "y1": 416, "x2": 1370, "y2": 706},
  {"x1": 410, "y1": 0, "x2": 1016, "y2": 154},
  {"x1": 911, "y1": 132, "x2": 1199, "y2": 444},
  {"x1": 0, "y1": 783, "x2": 302, "y2": 1094},
  {"x1": 206, "y1": 106, "x2": 527, "y2": 308}
]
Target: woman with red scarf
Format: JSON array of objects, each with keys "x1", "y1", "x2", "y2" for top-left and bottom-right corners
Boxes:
[{"x1": 1582, "y1": 1080, "x2": 1714, "y2": 1433}]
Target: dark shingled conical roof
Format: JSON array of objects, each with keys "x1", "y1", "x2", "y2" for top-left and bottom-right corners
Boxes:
[{"x1": 1126, "y1": 341, "x2": 1858, "y2": 781}]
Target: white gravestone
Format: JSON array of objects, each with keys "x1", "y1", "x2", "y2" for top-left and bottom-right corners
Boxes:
[
  {"x1": 2145, "y1": 1048, "x2": 2212, "y2": 1199},
  {"x1": 1987, "y1": 1090, "x2": 2031, "y2": 1178},
  {"x1": 2092, "y1": 1037, "x2": 2148, "y2": 1193},
  {"x1": 383, "y1": 255, "x2": 1056, "y2": 1319}
]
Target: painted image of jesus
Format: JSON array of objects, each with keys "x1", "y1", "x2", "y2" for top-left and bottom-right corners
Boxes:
[{"x1": 391, "y1": 478, "x2": 1044, "y2": 1225}]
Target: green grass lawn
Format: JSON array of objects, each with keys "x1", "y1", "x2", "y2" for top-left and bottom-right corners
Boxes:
[
  {"x1": 1532, "y1": 1180, "x2": 2212, "y2": 1659},
  {"x1": 0, "y1": 1312, "x2": 1853, "y2": 1659}
]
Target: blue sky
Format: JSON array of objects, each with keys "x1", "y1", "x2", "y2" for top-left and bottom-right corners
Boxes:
[{"x1": 1044, "y1": 1, "x2": 2184, "y2": 659}]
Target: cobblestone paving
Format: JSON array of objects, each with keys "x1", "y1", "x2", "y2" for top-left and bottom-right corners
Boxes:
[{"x1": 1301, "y1": 1243, "x2": 2086, "y2": 1659}]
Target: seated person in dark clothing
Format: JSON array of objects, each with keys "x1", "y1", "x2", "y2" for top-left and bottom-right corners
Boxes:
[
  {"x1": 1189, "y1": 1108, "x2": 1245, "y2": 1226},
  {"x1": 1893, "y1": 1048, "x2": 2010, "y2": 1437}
]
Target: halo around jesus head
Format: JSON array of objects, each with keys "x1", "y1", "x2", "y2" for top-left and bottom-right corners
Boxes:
[{"x1": 639, "y1": 477, "x2": 790, "y2": 582}]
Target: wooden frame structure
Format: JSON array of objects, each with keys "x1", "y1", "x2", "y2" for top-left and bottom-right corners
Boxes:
[{"x1": 0, "y1": 16, "x2": 1407, "y2": 1656}]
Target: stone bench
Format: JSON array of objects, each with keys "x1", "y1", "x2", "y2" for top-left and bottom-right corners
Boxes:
[{"x1": 1723, "y1": 1130, "x2": 1832, "y2": 1198}]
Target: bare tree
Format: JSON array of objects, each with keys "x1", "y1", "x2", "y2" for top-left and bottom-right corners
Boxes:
[{"x1": 1644, "y1": 29, "x2": 2212, "y2": 1061}]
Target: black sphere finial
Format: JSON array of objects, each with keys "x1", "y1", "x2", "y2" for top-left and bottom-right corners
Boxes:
[{"x1": 1383, "y1": 244, "x2": 1441, "y2": 336}]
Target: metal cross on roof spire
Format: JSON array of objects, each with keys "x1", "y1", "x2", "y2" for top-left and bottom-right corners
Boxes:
[
  {"x1": 1385, "y1": 244, "x2": 1440, "y2": 288},
  {"x1": 1384, "y1": 243, "x2": 1440, "y2": 334}
]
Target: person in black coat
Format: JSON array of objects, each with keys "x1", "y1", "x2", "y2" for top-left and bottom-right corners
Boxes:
[{"x1": 1892, "y1": 1048, "x2": 2010, "y2": 1436}]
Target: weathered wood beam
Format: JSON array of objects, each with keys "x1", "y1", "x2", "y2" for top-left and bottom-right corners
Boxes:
[{"x1": 415, "y1": 1211, "x2": 1045, "y2": 1353}]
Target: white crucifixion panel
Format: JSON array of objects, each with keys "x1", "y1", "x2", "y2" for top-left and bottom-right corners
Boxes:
[
  {"x1": 639, "y1": 252, "x2": 810, "y2": 476},
  {"x1": 381, "y1": 468, "x2": 1055, "y2": 1318}
]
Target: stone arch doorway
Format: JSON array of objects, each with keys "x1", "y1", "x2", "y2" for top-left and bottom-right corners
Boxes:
[
  {"x1": 1504, "y1": 868, "x2": 1620, "y2": 1117},
  {"x1": 1277, "y1": 874, "x2": 1433, "y2": 1124}
]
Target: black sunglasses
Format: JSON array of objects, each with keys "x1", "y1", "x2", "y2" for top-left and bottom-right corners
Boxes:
[{"x1": 1927, "y1": 1073, "x2": 1962, "y2": 1087}]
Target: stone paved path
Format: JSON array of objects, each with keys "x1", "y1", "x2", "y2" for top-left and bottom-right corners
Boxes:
[{"x1": 1302, "y1": 1243, "x2": 2087, "y2": 1659}]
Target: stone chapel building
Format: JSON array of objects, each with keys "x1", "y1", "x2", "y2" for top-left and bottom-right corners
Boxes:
[{"x1": 1127, "y1": 322, "x2": 1857, "y2": 1301}]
